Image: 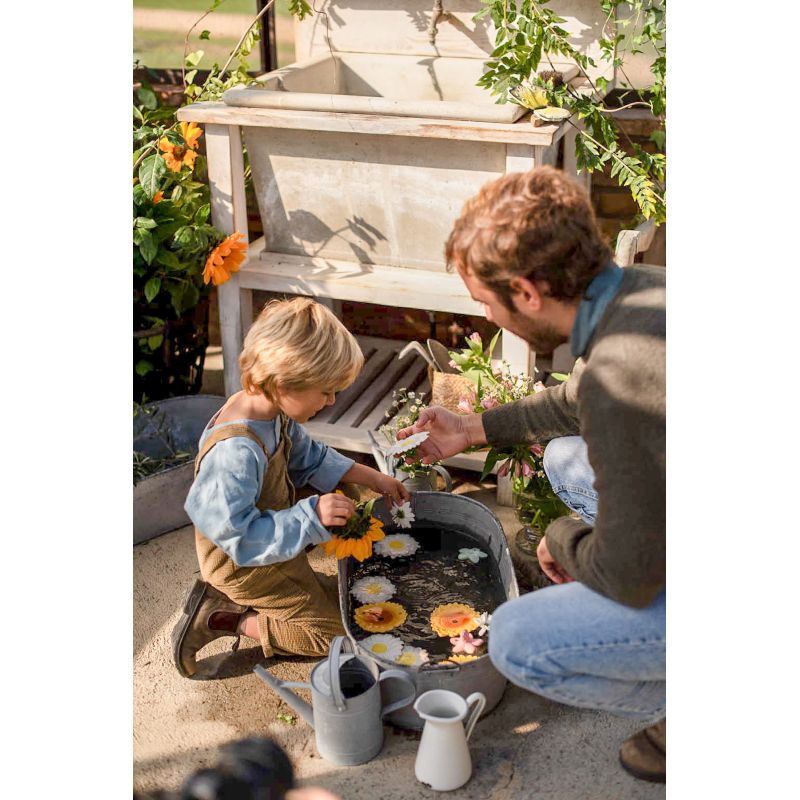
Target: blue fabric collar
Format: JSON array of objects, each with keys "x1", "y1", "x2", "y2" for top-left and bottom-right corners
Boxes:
[{"x1": 570, "y1": 262, "x2": 624, "y2": 358}]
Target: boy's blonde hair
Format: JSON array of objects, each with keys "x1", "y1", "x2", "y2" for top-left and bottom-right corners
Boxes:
[{"x1": 240, "y1": 297, "x2": 364, "y2": 399}]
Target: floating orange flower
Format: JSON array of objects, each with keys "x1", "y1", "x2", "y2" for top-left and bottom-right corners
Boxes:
[
  {"x1": 430, "y1": 603, "x2": 479, "y2": 637},
  {"x1": 158, "y1": 121, "x2": 203, "y2": 172},
  {"x1": 203, "y1": 232, "x2": 248, "y2": 286},
  {"x1": 152, "y1": 191, "x2": 163, "y2": 204},
  {"x1": 354, "y1": 601, "x2": 407, "y2": 633},
  {"x1": 441, "y1": 654, "x2": 479, "y2": 665}
]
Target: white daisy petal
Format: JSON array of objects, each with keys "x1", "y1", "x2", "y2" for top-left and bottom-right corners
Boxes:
[
  {"x1": 350, "y1": 576, "x2": 396, "y2": 604},
  {"x1": 390, "y1": 500, "x2": 415, "y2": 530},
  {"x1": 473, "y1": 612, "x2": 492, "y2": 637},
  {"x1": 384, "y1": 431, "x2": 430, "y2": 458},
  {"x1": 396, "y1": 646, "x2": 430, "y2": 667},
  {"x1": 360, "y1": 634, "x2": 404, "y2": 661},
  {"x1": 374, "y1": 534, "x2": 421, "y2": 559}
]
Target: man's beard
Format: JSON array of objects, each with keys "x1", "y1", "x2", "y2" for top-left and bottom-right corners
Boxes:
[{"x1": 507, "y1": 311, "x2": 568, "y2": 353}]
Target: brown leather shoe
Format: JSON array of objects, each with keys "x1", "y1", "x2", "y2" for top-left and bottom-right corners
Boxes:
[
  {"x1": 171, "y1": 579, "x2": 250, "y2": 678},
  {"x1": 619, "y1": 718, "x2": 666, "y2": 783}
]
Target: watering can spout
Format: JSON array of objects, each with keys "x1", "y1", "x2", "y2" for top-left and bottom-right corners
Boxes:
[{"x1": 253, "y1": 664, "x2": 315, "y2": 727}]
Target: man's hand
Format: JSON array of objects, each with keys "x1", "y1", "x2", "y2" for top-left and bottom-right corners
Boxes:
[
  {"x1": 396, "y1": 406, "x2": 484, "y2": 464},
  {"x1": 536, "y1": 536, "x2": 574, "y2": 584},
  {"x1": 316, "y1": 493, "x2": 355, "y2": 527},
  {"x1": 371, "y1": 471, "x2": 411, "y2": 507}
]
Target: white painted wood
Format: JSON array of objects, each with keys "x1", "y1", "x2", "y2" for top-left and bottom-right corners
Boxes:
[
  {"x1": 615, "y1": 229, "x2": 641, "y2": 267},
  {"x1": 238, "y1": 240, "x2": 485, "y2": 315},
  {"x1": 505, "y1": 143, "x2": 536, "y2": 174},
  {"x1": 240, "y1": 289, "x2": 254, "y2": 335},
  {"x1": 562, "y1": 123, "x2": 592, "y2": 196},
  {"x1": 502, "y1": 330, "x2": 535, "y2": 377},
  {"x1": 496, "y1": 473, "x2": 515, "y2": 507},
  {"x1": 533, "y1": 143, "x2": 559, "y2": 168},
  {"x1": 205, "y1": 124, "x2": 246, "y2": 396}
]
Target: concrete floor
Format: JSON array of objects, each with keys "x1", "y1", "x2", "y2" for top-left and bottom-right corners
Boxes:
[{"x1": 133, "y1": 479, "x2": 665, "y2": 799}]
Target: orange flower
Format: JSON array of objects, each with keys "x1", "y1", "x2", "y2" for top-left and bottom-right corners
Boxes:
[
  {"x1": 203, "y1": 232, "x2": 248, "y2": 286},
  {"x1": 430, "y1": 603, "x2": 479, "y2": 637},
  {"x1": 152, "y1": 191, "x2": 163, "y2": 204},
  {"x1": 354, "y1": 601, "x2": 407, "y2": 633},
  {"x1": 441, "y1": 654, "x2": 479, "y2": 665},
  {"x1": 323, "y1": 518, "x2": 385, "y2": 562},
  {"x1": 158, "y1": 121, "x2": 203, "y2": 172}
]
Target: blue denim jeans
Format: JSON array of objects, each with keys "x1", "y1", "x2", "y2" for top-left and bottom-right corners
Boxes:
[{"x1": 489, "y1": 436, "x2": 666, "y2": 723}]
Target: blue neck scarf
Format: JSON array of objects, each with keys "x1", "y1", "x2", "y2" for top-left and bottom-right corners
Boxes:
[{"x1": 570, "y1": 262, "x2": 624, "y2": 358}]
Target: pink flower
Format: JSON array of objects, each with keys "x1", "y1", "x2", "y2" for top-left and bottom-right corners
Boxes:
[
  {"x1": 469, "y1": 332, "x2": 482, "y2": 343},
  {"x1": 497, "y1": 460, "x2": 510, "y2": 477},
  {"x1": 457, "y1": 397, "x2": 473, "y2": 414},
  {"x1": 480, "y1": 396, "x2": 499, "y2": 410},
  {"x1": 521, "y1": 462, "x2": 534, "y2": 477},
  {"x1": 533, "y1": 381, "x2": 546, "y2": 393},
  {"x1": 529, "y1": 444, "x2": 544, "y2": 458},
  {"x1": 514, "y1": 463, "x2": 522, "y2": 477},
  {"x1": 448, "y1": 360, "x2": 457, "y2": 369},
  {"x1": 450, "y1": 630, "x2": 484, "y2": 655}
]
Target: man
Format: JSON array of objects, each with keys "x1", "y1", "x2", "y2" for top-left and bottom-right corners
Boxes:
[{"x1": 398, "y1": 166, "x2": 666, "y2": 783}]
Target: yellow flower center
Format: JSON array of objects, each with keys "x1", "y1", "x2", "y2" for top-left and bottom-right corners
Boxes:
[
  {"x1": 389, "y1": 540, "x2": 405, "y2": 550},
  {"x1": 396, "y1": 652, "x2": 414, "y2": 665},
  {"x1": 372, "y1": 643, "x2": 388, "y2": 653},
  {"x1": 366, "y1": 585, "x2": 381, "y2": 594}
]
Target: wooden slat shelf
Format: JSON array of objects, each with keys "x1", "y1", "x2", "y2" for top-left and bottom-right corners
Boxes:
[{"x1": 238, "y1": 239, "x2": 485, "y2": 316}]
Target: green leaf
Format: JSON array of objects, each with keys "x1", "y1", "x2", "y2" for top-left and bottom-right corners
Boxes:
[
  {"x1": 136, "y1": 86, "x2": 158, "y2": 111},
  {"x1": 138, "y1": 231, "x2": 157, "y2": 265},
  {"x1": 199, "y1": 30, "x2": 210, "y2": 41},
  {"x1": 144, "y1": 276, "x2": 162, "y2": 303},
  {"x1": 185, "y1": 69, "x2": 198, "y2": 85},
  {"x1": 135, "y1": 360, "x2": 154, "y2": 377},
  {"x1": 147, "y1": 334, "x2": 164, "y2": 350},
  {"x1": 134, "y1": 216, "x2": 157, "y2": 230},
  {"x1": 488, "y1": 328, "x2": 501, "y2": 358},
  {"x1": 138, "y1": 154, "x2": 166, "y2": 199},
  {"x1": 155, "y1": 249, "x2": 182, "y2": 269},
  {"x1": 194, "y1": 203, "x2": 210, "y2": 224},
  {"x1": 480, "y1": 449, "x2": 501, "y2": 481},
  {"x1": 185, "y1": 50, "x2": 204, "y2": 68}
]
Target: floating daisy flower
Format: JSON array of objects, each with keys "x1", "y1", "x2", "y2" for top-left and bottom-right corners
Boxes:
[
  {"x1": 390, "y1": 501, "x2": 415, "y2": 529},
  {"x1": 354, "y1": 601, "x2": 407, "y2": 633},
  {"x1": 430, "y1": 603, "x2": 479, "y2": 637},
  {"x1": 384, "y1": 430, "x2": 430, "y2": 458},
  {"x1": 350, "y1": 576, "x2": 396, "y2": 604},
  {"x1": 374, "y1": 534, "x2": 420, "y2": 559},
  {"x1": 360, "y1": 634, "x2": 403, "y2": 662},
  {"x1": 473, "y1": 612, "x2": 492, "y2": 637},
  {"x1": 441, "y1": 654, "x2": 479, "y2": 665},
  {"x1": 458, "y1": 547, "x2": 488, "y2": 564},
  {"x1": 450, "y1": 630, "x2": 484, "y2": 655},
  {"x1": 396, "y1": 646, "x2": 430, "y2": 667}
]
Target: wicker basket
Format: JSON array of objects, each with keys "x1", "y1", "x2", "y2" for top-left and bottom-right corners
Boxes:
[{"x1": 429, "y1": 368, "x2": 476, "y2": 413}]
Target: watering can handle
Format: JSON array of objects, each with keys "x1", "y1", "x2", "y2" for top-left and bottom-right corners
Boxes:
[
  {"x1": 327, "y1": 635, "x2": 354, "y2": 712},
  {"x1": 463, "y1": 692, "x2": 486, "y2": 741},
  {"x1": 378, "y1": 669, "x2": 416, "y2": 718},
  {"x1": 431, "y1": 464, "x2": 452, "y2": 492}
]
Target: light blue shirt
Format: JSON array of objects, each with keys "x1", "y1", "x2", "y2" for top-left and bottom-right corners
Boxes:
[{"x1": 184, "y1": 417, "x2": 355, "y2": 568}]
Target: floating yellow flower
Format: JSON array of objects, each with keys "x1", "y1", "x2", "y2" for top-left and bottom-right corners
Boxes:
[
  {"x1": 158, "y1": 121, "x2": 203, "y2": 172},
  {"x1": 354, "y1": 601, "x2": 407, "y2": 633},
  {"x1": 323, "y1": 497, "x2": 385, "y2": 561},
  {"x1": 441, "y1": 654, "x2": 479, "y2": 665},
  {"x1": 203, "y1": 232, "x2": 248, "y2": 286},
  {"x1": 430, "y1": 603, "x2": 479, "y2": 637}
]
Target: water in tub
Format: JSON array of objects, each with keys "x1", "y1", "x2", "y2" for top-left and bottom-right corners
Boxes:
[{"x1": 349, "y1": 526, "x2": 506, "y2": 663}]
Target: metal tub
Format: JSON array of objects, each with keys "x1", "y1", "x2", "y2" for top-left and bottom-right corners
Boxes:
[{"x1": 338, "y1": 491, "x2": 519, "y2": 729}]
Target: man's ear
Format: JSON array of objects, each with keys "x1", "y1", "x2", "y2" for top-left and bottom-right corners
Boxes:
[{"x1": 508, "y1": 275, "x2": 546, "y2": 312}]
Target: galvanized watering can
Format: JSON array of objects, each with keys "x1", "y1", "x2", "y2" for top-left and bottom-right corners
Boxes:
[{"x1": 253, "y1": 636, "x2": 415, "y2": 766}]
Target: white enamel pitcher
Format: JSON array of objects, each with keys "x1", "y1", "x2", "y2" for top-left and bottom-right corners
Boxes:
[{"x1": 413, "y1": 689, "x2": 486, "y2": 791}]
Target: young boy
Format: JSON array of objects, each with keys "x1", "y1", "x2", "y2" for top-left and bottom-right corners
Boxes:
[{"x1": 172, "y1": 298, "x2": 409, "y2": 677}]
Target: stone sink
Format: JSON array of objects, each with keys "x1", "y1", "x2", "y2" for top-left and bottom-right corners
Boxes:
[{"x1": 223, "y1": 52, "x2": 577, "y2": 124}]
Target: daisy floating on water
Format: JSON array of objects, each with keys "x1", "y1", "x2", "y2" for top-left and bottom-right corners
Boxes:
[
  {"x1": 354, "y1": 601, "x2": 407, "y2": 633},
  {"x1": 374, "y1": 534, "x2": 420, "y2": 559},
  {"x1": 396, "y1": 646, "x2": 430, "y2": 667},
  {"x1": 430, "y1": 603, "x2": 479, "y2": 637},
  {"x1": 458, "y1": 547, "x2": 488, "y2": 564},
  {"x1": 441, "y1": 654, "x2": 479, "y2": 665},
  {"x1": 350, "y1": 576, "x2": 396, "y2": 604},
  {"x1": 384, "y1": 431, "x2": 430, "y2": 458},
  {"x1": 390, "y1": 500, "x2": 415, "y2": 529},
  {"x1": 450, "y1": 630, "x2": 484, "y2": 655},
  {"x1": 360, "y1": 634, "x2": 403, "y2": 662},
  {"x1": 473, "y1": 611, "x2": 492, "y2": 637}
]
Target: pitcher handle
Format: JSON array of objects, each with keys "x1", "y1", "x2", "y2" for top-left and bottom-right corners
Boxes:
[
  {"x1": 431, "y1": 464, "x2": 452, "y2": 492},
  {"x1": 327, "y1": 635, "x2": 355, "y2": 712},
  {"x1": 463, "y1": 692, "x2": 486, "y2": 741},
  {"x1": 378, "y1": 669, "x2": 416, "y2": 718}
]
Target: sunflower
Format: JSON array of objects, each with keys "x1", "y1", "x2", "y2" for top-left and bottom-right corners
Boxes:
[
  {"x1": 323, "y1": 497, "x2": 385, "y2": 561},
  {"x1": 158, "y1": 121, "x2": 203, "y2": 172},
  {"x1": 430, "y1": 603, "x2": 479, "y2": 637},
  {"x1": 203, "y1": 232, "x2": 248, "y2": 286},
  {"x1": 441, "y1": 654, "x2": 479, "y2": 665},
  {"x1": 354, "y1": 601, "x2": 407, "y2": 633}
]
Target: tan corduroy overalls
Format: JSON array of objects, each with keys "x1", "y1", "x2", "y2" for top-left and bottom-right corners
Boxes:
[{"x1": 193, "y1": 414, "x2": 344, "y2": 658}]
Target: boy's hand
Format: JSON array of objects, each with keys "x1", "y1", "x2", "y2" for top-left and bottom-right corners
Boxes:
[
  {"x1": 372, "y1": 472, "x2": 411, "y2": 507},
  {"x1": 316, "y1": 493, "x2": 355, "y2": 528}
]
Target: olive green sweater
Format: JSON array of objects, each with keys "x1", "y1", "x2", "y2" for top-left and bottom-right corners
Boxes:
[{"x1": 482, "y1": 265, "x2": 665, "y2": 608}]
